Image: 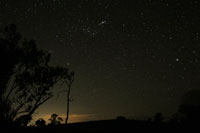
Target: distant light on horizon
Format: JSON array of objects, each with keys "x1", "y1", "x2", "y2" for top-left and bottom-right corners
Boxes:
[{"x1": 30, "y1": 113, "x2": 97, "y2": 125}]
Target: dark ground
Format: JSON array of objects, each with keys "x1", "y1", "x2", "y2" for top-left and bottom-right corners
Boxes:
[{"x1": 3, "y1": 119, "x2": 199, "y2": 132}]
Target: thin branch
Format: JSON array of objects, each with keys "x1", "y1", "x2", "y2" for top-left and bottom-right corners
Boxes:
[
  {"x1": 17, "y1": 110, "x2": 29, "y2": 115},
  {"x1": 37, "y1": 96, "x2": 51, "y2": 107},
  {"x1": 5, "y1": 79, "x2": 16, "y2": 102},
  {"x1": 5, "y1": 64, "x2": 23, "y2": 102}
]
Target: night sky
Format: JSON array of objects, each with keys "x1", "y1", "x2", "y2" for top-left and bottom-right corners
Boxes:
[{"x1": 1, "y1": 0, "x2": 200, "y2": 123}]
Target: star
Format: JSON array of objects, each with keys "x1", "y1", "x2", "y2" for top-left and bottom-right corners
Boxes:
[{"x1": 98, "y1": 20, "x2": 107, "y2": 26}]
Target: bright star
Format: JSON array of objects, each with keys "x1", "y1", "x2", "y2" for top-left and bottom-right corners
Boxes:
[{"x1": 99, "y1": 20, "x2": 107, "y2": 26}]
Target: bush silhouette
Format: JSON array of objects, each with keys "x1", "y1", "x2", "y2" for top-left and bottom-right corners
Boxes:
[
  {"x1": 35, "y1": 118, "x2": 46, "y2": 127},
  {"x1": 153, "y1": 112, "x2": 163, "y2": 123},
  {"x1": 178, "y1": 90, "x2": 200, "y2": 126},
  {"x1": 49, "y1": 114, "x2": 64, "y2": 125},
  {"x1": 116, "y1": 116, "x2": 126, "y2": 121}
]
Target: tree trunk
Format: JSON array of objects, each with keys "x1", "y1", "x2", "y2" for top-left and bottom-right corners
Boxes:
[{"x1": 65, "y1": 85, "x2": 71, "y2": 125}]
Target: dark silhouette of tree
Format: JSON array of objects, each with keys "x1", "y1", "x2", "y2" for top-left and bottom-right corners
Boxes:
[
  {"x1": 35, "y1": 118, "x2": 46, "y2": 127},
  {"x1": 178, "y1": 104, "x2": 200, "y2": 125},
  {"x1": 49, "y1": 114, "x2": 58, "y2": 125},
  {"x1": 57, "y1": 117, "x2": 64, "y2": 125},
  {"x1": 0, "y1": 24, "x2": 21, "y2": 96},
  {"x1": 64, "y1": 72, "x2": 74, "y2": 125},
  {"x1": 178, "y1": 90, "x2": 200, "y2": 126},
  {"x1": 168, "y1": 113, "x2": 179, "y2": 125},
  {"x1": 153, "y1": 112, "x2": 163, "y2": 123},
  {"x1": 49, "y1": 114, "x2": 63, "y2": 125},
  {"x1": 116, "y1": 116, "x2": 126, "y2": 121},
  {"x1": 0, "y1": 24, "x2": 22, "y2": 125},
  {"x1": 0, "y1": 24, "x2": 74, "y2": 126}
]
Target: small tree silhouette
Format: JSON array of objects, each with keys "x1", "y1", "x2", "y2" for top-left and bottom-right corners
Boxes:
[
  {"x1": 35, "y1": 118, "x2": 46, "y2": 127},
  {"x1": 49, "y1": 114, "x2": 63, "y2": 125},
  {"x1": 116, "y1": 116, "x2": 126, "y2": 121},
  {"x1": 168, "y1": 113, "x2": 179, "y2": 124},
  {"x1": 153, "y1": 112, "x2": 163, "y2": 123},
  {"x1": 57, "y1": 117, "x2": 64, "y2": 125}
]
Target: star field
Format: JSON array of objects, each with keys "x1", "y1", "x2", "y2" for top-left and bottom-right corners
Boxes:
[{"x1": 1, "y1": 0, "x2": 200, "y2": 122}]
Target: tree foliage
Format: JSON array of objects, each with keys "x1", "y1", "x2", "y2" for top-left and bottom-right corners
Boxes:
[
  {"x1": 49, "y1": 114, "x2": 63, "y2": 125},
  {"x1": 153, "y1": 112, "x2": 163, "y2": 123},
  {"x1": 35, "y1": 118, "x2": 46, "y2": 127},
  {"x1": 0, "y1": 24, "x2": 74, "y2": 126}
]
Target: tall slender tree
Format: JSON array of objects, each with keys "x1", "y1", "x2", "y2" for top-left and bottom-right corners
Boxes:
[{"x1": 64, "y1": 72, "x2": 74, "y2": 125}]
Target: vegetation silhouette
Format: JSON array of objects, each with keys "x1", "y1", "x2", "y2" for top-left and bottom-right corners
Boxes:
[
  {"x1": 153, "y1": 112, "x2": 163, "y2": 123},
  {"x1": 116, "y1": 116, "x2": 126, "y2": 121},
  {"x1": 35, "y1": 118, "x2": 46, "y2": 127},
  {"x1": 178, "y1": 89, "x2": 200, "y2": 127},
  {"x1": 64, "y1": 72, "x2": 74, "y2": 125},
  {"x1": 49, "y1": 114, "x2": 64, "y2": 125},
  {"x1": 0, "y1": 24, "x2": 74, "y2": 127}
]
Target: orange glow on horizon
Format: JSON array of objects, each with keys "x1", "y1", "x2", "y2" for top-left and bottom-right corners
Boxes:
[{"x1": 30, "y1": 113, "x2": 96, "y2": 125}]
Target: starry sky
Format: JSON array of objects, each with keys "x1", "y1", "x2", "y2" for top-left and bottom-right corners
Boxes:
[{"x1": 1, "y1": 0, "x2": 200, "y2": 123}]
